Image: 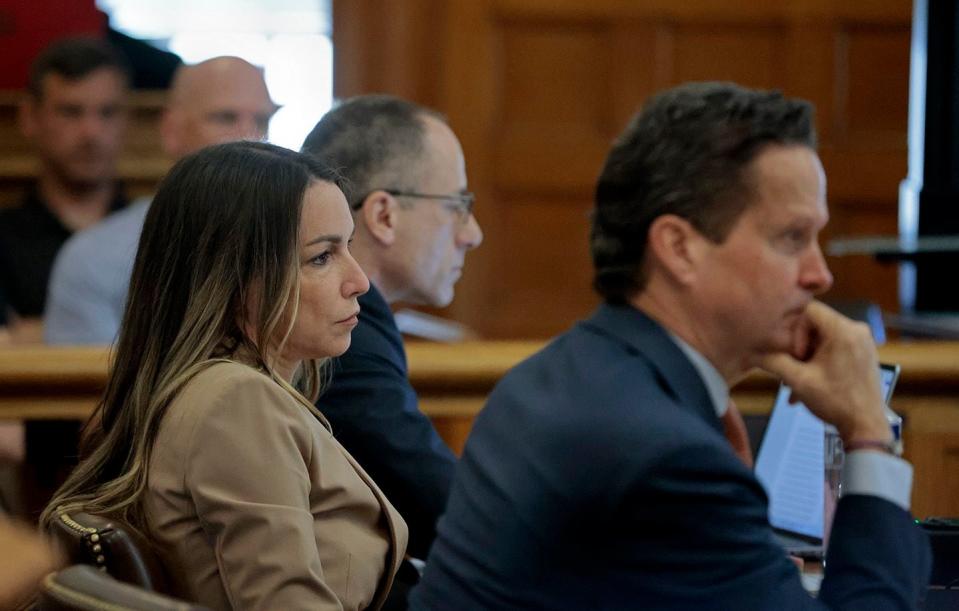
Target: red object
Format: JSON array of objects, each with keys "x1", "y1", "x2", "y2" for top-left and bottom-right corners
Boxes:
[
  {"x1": 0, "y1": 0, "x2": 106, "y2": 88},
  {"x1": 722, "y1": 400, "x2": 754, "y2": 468}
]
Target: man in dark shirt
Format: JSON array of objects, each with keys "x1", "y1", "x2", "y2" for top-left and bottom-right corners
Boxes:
[
  {"x1": 0, "y1": 37, "x2": 129, "y2": 513},
  {"x1": 0, "y1": 37, "x2": 129, "y2": 330},
  {"x1": 301, "y1": 96, "x2": 484, "y2": 562}
]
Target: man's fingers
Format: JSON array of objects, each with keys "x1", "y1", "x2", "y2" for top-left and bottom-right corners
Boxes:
[
  {"x1": 762, "y1": 353, "x2": 820, "y2": 408},
  {"x1": 787, "y1": 301, "x2": 838, "y2": 361},
  {"x1": 790, "y1": 314, "x2": 813, "y2": 361},
  {"x1": 804, "y1": 301, "x2": 848, "y2": 337},
  {"x1": 758, "y1": 352, "x2": 804, "y2": 385},
  {"x1": 803, "y1": 300, "x2": 832, "y2": 320}
]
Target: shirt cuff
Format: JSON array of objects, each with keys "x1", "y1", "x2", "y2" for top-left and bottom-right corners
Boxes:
[{"x1": 842, "y1": 450, "x2": 913, "y2": 511}]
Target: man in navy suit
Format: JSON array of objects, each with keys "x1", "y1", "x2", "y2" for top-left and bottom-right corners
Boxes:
[
  {"x1": 411, "y1": 82, "x2": 930, "y2": 609},
  {"x1": 302, "y1": 96, "x2": 484, "y2": 561}
]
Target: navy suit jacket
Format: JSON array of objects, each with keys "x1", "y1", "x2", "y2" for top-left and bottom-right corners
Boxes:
[
  {"x1": 317, "y1": 284, "x2": 456, "y2": 559},
  {"x1": 411, "y1": 304, "x2": 930, "y2": 610}
]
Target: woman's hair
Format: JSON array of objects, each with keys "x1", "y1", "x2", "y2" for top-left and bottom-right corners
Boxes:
[{"x1": 41, "y1": 141, "x2": 342, "y2": 533}]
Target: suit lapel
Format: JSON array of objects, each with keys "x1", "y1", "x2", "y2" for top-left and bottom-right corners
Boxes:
[{"x1": 581, "y1": 304, "x2": 723, "y2": 434}]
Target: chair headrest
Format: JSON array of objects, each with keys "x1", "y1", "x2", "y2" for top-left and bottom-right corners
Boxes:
[{"x1": 50, "y1": 509, "x2": 173, "y2": 595}]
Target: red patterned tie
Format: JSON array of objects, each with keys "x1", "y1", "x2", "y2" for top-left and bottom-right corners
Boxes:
[{"x1": 722, "y1": 399, "x2": 753, "y2": 468}]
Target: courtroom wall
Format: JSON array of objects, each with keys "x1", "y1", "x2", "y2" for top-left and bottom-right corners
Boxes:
[{"x1": 335, "y1": 0, "x2": 911, "y2": 339}]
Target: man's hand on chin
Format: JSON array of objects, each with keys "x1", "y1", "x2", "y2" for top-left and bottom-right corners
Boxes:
[
  {"x1": 740, "y1": 305, "x2": 815, "y2": 381},
  {"x1": 757, "y1": 301, "x2": 891, "y2": 446},
  {"x1": 786, "y1": 305, "x2": 817, "y2": 362}
]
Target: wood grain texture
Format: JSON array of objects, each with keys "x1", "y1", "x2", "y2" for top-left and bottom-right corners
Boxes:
[
  {"x1": 0, "y1": 339, "x2": 956, "y2": 516},
  {"x1": 334, "y1": 0, "x2": 913, "y2": 339}
]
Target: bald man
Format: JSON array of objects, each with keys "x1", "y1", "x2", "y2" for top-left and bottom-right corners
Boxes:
[{"x1": 44, "y1": 56, "x2": 277, "y2": 344}]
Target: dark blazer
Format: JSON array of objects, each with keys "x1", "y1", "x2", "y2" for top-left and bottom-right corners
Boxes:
[
  {"x1": 411, "y1": 304, "x2": 930, "y2": 610},
  {"x1": 318, "y1": 284, "x2": 457, "y2": 559}
]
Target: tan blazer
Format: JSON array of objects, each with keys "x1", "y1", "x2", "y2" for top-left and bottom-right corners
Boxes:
[{"x1": 144, "y1": 361, "x2": 408, "y2": 610}]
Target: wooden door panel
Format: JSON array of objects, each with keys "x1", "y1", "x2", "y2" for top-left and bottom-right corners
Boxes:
[
  {"x1": 671, "y1": 24, "x2": 787, "y2": 89},
  {"x1": 335, "y1": 0, "x2": 913, "y2": 338}
]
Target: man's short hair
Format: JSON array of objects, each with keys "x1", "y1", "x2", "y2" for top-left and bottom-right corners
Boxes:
[
  {"x1": 301, "y1": 95, "x2": 445, "y2": 208},
  {"x1": 591, "y1": 81, "x2": 816, "y2": 303},
  {"x1": 27, "y1": 37, "x2": 131, "y2": 100}
]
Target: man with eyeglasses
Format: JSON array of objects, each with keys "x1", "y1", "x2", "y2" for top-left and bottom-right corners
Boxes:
[{"x1": 301, "y1": 96, "x2": 483, "y2": 584}]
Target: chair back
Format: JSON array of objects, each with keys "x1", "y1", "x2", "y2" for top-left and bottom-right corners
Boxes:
[
  {"x1": 49, "y1": 509, "x2": 173, "y2": 594},
  {"x1": 38, "y1": 565, "x2": 209, "y2": 611}
]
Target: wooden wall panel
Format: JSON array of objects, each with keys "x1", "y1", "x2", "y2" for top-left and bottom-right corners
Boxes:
[
  {"x1": 487, "y1": 197, "x2": 597, "y2": 338},
  {"x1": 838, "y1": 24, "x2": 911, "y2": 139},
  {"x1": 821, "y1": 204, "x2": 900, "y2": 312},
  {"x1": 608, "y1": 22, "x2": 666, "y2": 128},
  {"x1": 822, "y1": 23, "x2": 910, "y2": 313},
  {"x1": 903, "y1": 401, "x2": 959, "y2": 518},
  {"x1": 332, "y1": 0, "x2": 449, "y2": 108},
  {"x1": 670, "y1": 24, "x2": 786, "y2": 89},
  {"x1": 494, "y1": 21, "x2": 613, "y2": 195},
  {"x1": 334, "y1": 0, "x2": 915, "y2": 339},
  {"x1": 500, "y1": 24, "x2": 610, "y2": 127}
]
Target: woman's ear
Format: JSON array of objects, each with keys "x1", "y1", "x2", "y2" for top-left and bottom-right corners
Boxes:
[
  {"x1": 359, "y1": 191, "x2": 398, "y2": 246},
  {"x1": 645, "y1": 214, "x2": 708, "y2": 286}
]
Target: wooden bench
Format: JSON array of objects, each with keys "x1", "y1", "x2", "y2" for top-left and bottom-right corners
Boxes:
[{"x1": 1, "y1": 341, "x2": 957, "y2": 517}]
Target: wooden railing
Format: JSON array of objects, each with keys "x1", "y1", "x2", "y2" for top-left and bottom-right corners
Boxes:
[{"x1": 1, "y1": 341, "x2": 958, "y2": 517}]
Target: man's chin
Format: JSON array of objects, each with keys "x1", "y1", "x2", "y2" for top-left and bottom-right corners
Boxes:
[
  {"x1": 751, "y1": 330, "x2": 798, "y2": 364},
  {"x1": 430, "y1": 292, "x2": 455, "y2": 309},
  {"x1": 59, "y1": 164, "x2": 112, "y2": 189},
  {"x1": 403, "y1": 288, "x2": 453, "y2": 309},
  {"x1": 426, "y1": 282, "x2": 456, "y2": 309}
]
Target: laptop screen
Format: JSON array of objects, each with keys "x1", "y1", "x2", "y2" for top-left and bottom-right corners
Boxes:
[{"x1": 754, "y1": 365, "x2": 899, "y2": 540}]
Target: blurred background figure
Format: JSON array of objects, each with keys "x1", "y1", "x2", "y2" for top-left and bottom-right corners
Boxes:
[
  {"x1": 0, "y1": 38, "x2": 131, "y2": 502},
  {"x1": 45, "y1": 56, "x2": 278, "y2": 346},
  {"x1": 0, "y1": 517, "x2": 61, "y2": 608},
  {"x1": 0, "y1": 37, "x2": 130, "y2": 343}
]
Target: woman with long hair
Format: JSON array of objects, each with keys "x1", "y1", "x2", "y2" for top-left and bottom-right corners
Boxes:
[{"x1": 41, "y1": 141, "x2": 407, "y2": 610}]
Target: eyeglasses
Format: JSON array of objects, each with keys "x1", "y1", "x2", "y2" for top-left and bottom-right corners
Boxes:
[{"x1": 380, "y1": 189, "x2": 476, "y2": 223}]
